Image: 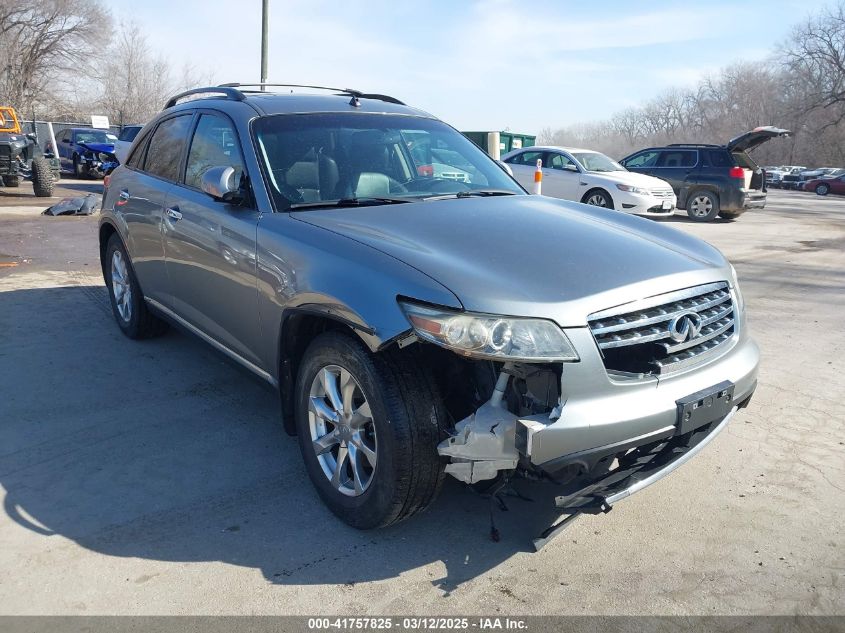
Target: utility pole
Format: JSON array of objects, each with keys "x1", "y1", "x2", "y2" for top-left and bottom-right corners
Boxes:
[{"x1": 260, "y1": 0, "x2": 269, "y2": 91}]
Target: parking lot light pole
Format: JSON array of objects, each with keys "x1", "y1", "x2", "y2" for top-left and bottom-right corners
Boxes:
[{"x1": 260, "y1": 0, "x2": 269, "y2": 91}]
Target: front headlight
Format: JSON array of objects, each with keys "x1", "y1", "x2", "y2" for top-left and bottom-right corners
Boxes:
[
  {"x1": 399, "y1": 302, "x2": 579, "y2": 362},
  {"x1": 615, "y1": 184, "x2": 651, "y2": 196}
]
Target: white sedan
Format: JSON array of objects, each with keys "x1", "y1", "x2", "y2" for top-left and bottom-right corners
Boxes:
[{"x1": 502, "y1": 145, "x2": 677, "y2": 216}]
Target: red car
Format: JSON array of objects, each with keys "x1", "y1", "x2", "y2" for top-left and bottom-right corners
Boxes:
[{"x1": 805, "y1": 174, "x2": 845, "y2": 195}]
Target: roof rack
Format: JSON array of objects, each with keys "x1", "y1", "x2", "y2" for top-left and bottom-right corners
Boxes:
[
  {"x1": 163, "y1": 86, "x2": 247, "y2": 109},
  {"x1": 220, "y1": 83, "x2": 405, "y2": 106},
  {"x1": 164, "y1": 83, "x2": 406, "y2": 111}
]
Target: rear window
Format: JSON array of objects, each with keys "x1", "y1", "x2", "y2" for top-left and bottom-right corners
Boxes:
[{"x1": 506, "y1": 150, "x2": 545, "y2": 166}]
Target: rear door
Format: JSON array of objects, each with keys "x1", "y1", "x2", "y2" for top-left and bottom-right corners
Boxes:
[
  {"x1": 503, "y1": 149, "x2": 546, "y2": 190},
  {"x1": 111, "y1": 114, "x2": 193, "y2": 306},
  {"x1": 161, "y1": 111, "x2": 262, "y2": 367},
  {"x1": 726, "y1": 127, "x2": 790, "y2": 153}
]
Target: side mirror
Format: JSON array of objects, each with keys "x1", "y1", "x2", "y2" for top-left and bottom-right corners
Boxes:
[
  {"x1": 564, "y1": 163, "x2": 579, "y2": 172},
  {"x1": 496, "y1": 160, "x2": 513, "y2": 176},
  {"x1": 200, "y1": 166, "x2": 240, "y2": 202}
]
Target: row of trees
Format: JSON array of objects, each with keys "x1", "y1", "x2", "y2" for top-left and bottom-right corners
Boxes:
[
  {"x1": 538, "y1": 3, "x2": 845, "y2": 166},
  {"x1": 0, "y1": 0, "x2": 204, "y2": 127}
]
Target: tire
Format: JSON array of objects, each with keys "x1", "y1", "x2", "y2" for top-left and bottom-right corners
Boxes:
[
  {"x1": 582, "y1": 188, "x2": 614, "y2": 209},
  {"x1": 30, "y1": 157, "x2": 54, "y2": 197},
  {"x1": 294, "y1": 331, "x2": 446, "y2": 529},
  {"x1": 104, "y1": 233, "x2": 169, "y2": 339},
  {"x1": 686, "y1": 190, "x2": 720, "y2": 222},
  {"x1": 815, "y1": 183, "x2": 830, "y2": 196},
  {"x1": 2, "y1": 175, "x2": 20, "y2": 187},
  {"x1": 73, "y1": 155, "x2": 84, "y2": 179}
]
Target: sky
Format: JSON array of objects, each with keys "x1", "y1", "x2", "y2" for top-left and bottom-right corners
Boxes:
[{"x1": 106, "y1": 0, "x2": 834, "y2": 134}]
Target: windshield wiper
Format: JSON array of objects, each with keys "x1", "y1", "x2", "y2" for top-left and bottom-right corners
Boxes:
[
  {"x1": 288, "y1": 197, "x2": 411, "y2": 211},
  {"x1": 423, "y1": 189, "x2": 518, "y2": 201}
]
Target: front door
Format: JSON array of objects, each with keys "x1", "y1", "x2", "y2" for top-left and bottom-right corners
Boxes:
[
  {"x1": 162, "y1": 112, "x2": 262, "y2": 367},
  {"x1": 543, "y1": 151, "x2": 582, "y2": 200}
]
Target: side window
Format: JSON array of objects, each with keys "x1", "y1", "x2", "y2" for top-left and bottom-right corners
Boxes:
[
  {"x1": 659, "y1": 150, "x2": 697, "y2": 168},
  {"x1": 184, "y1": 114, "x2": 245, "y2": 189},
  {"x1": 706, "y1": 150, "x2": 733, "y2": 168},
  {"x1": 507, "y1": 150, "x2": 544, "y2": 166},
  {"x1": 143, "y1": 115, "x2": 192, "y2": 182},
  {"x1": 126, "y1": 131, "x2": 149, "y2": 169},
  {"x1": 548, "y1": 153, "x2": 575, "y2": 170},
  {"x1": 624, "y1": 150, "x2": 660, "y2": 168}
]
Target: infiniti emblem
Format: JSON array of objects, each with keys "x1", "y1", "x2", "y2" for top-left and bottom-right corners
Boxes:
[{"x1": 668, "y1": 311, "x2": 703, "y2": 343}]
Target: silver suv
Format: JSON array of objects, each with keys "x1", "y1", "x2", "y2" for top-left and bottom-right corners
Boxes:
[{"x1": 99, "y1": 84, "x2": 759, "y2": 542}]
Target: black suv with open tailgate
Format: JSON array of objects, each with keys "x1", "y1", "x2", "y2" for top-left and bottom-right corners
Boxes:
[{"x1": 620, "y1": 127, "x2": 790, "y2": 222}]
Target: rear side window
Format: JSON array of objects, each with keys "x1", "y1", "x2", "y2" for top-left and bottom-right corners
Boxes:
[
  {"x1": 143, "y1": 115, "x2": 192, "y2": 182},
  {"x1": 658, "y1": 150, "x2": 697, "y2": 168},
  {"x1": 705, "y1": 150, "x2": 734, "y2": 168},
  {"x1": 185, "y1": 114, "x2": 245, "y2": 189},
  {"x1": 506, "y1": 150, "x2": 544, "y2": 166},
  {"x1": 624, "y1": 150, "x2": 660, "y2": 168}
]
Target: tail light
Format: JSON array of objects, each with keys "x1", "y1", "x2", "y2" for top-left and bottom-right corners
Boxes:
[
  {"x1": 103, "y1": 174, "x2": 111, "y2": 188},
  {"x1": 729, "y1": 166, "x2": 745, "y2": 179}
]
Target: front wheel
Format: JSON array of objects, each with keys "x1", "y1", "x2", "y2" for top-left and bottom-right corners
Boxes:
[
  {"x1": 815, "y1": 183, "x2": 830, "y2": 196},
  {"x1": 686, "y1": 190, "x2": 720, "y2": 222},
  {"x1": 583, "y1": 189, "x2": 614, "y2": 209},
  {"x1": 294, "y1": 332, "x2": 446, "y2": 529}
]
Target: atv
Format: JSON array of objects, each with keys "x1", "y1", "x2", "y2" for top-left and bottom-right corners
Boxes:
[{"x1": 0, "y1": 106, "x2": 60, "y2": 197}]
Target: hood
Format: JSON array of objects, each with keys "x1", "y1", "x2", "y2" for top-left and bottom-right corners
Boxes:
[
  {"x1": 293, "y1": 195, "x2": 730, "y2": 326},
  {"x1": 78, "y1": 141, "x2": 115, "y2": 154},
  {"x1": 727, "y1": 126, "x2": 790, "y2": 152},
  {"x1": 588, "y1": 170, "x2": 673, "y2": 190}
]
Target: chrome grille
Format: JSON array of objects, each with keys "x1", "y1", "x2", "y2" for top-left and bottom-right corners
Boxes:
[
  {"x1": 649, "y1": 188, "x2": 675, "y2": 199},
  {"x1": 588, "y1": 282, "x2": 735, "y2": 375}
]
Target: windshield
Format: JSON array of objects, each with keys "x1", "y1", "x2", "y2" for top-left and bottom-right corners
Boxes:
[
  {"x1": 571, "y1": 151, "x2": 624, "y2": 172},
  {"x1": 75, "y1": 130, "x2": 116, "y2": 145},
  {"x1": 253, "y1": 113, "x2": 524, "y2": 210}
]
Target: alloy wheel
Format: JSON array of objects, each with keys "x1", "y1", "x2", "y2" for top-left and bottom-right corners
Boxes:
[
  {"x1": 586, "y1": 193, "x2": 609, "y2": 207},
  {"x1": 110, "y1": 250, "x2": 132, "y2": 322},
  {"x1": 689, "y1": 195, "x2": 713, "y2": 217},
  {"x1": 308, "y1": 365, "x2": 378, "y2": 497}
]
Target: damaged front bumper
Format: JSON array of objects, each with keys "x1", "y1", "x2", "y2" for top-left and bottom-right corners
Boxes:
[{"x1": 436, "y1": 326, "x2": 759, "y2": 546}]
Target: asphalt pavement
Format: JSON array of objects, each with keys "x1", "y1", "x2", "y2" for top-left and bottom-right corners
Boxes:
[{"x1": 0, "y1": 185, "x2": 842, "y2": 615}]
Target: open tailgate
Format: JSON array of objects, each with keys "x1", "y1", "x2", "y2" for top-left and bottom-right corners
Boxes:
[{"x1": 727, "y1": 126, "x2": 791, "y2": 152}]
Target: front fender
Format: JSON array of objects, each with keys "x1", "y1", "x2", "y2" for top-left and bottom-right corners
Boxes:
[{"x1": 255, "y1": 213, "x2": 462, "y2": 378}]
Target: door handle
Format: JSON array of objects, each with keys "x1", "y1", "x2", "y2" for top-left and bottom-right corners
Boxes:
[
  {"x1": 116, "y1": 190, "x2": 130, "y2": 206},
  {"x1": 165, "y1": 207, "x2": 182, "y2": 221}
]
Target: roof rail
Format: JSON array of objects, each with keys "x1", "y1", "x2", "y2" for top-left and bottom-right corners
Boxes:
[
  {"x1": 219, "y1": 83, "x2": 406, "y2": 106},
  {"x1": 164, "y1": 86, "x2": 246, "y2": 109},
  {"x1": 666, "y1": 143, "x2": 720, "y2": 148}
]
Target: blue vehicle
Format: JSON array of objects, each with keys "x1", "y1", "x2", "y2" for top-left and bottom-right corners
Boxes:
[{"x1": 50, "y1": 127, "x2": 119, "y2": 179}]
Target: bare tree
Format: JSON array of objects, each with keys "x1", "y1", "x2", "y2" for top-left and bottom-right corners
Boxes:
[{"x1": 0, "y1": 0, "x2": 110, "y2": 111}]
